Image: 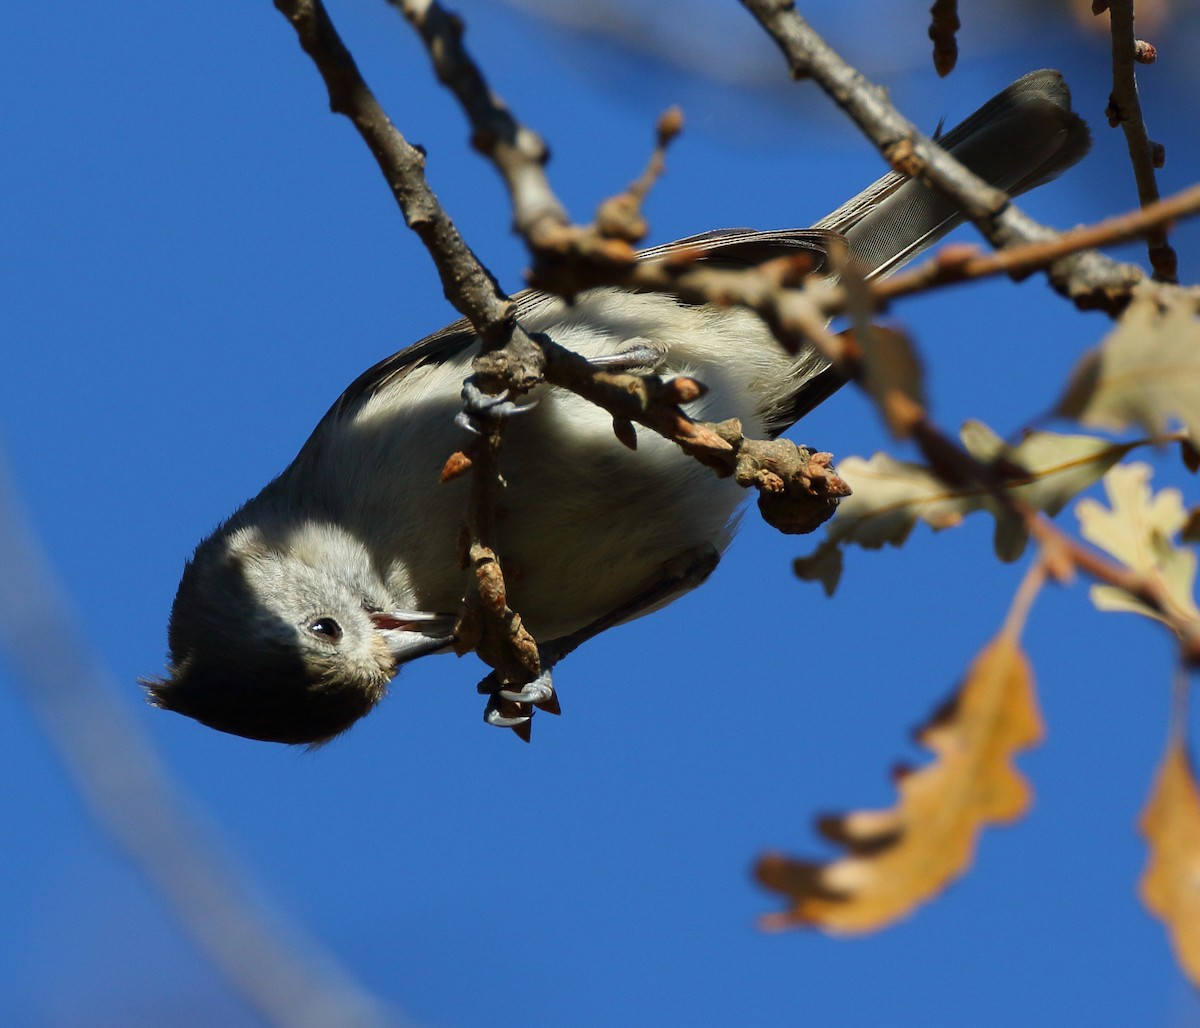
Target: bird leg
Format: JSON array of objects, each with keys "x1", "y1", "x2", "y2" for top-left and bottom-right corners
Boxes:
[{"x1": 477, "y1": 543, "x2": 721, "y2": 739}]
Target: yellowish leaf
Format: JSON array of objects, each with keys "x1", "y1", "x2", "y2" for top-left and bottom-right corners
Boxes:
[
  {"x1": 1058, "y1": 286, "x2": 1200, "y2": 441},
  {"x1": 756, "y1": 634, "x2": 1042, "y2": 934},
  {"x1": 798, "y1": 426, "x2": 1149, "y2": 593},
  {"x1": 967, "y1": 422, "x2": 1143, "y2": 560},
  {"x1": 1139, "y1": 740, "x2": 1200, "y2": 989},
  {"x1": 1076, "y1": 462, "x2": 1200, "y2": 626}
]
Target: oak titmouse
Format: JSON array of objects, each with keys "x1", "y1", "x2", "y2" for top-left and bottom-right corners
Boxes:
[{"x1": 149, "y1": 71, "x2": 1090, "y2": 744}]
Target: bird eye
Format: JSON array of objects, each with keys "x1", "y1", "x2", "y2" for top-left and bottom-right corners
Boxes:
[{"x1": 308, "y1": 617, "x2": 343, "y2": 643}]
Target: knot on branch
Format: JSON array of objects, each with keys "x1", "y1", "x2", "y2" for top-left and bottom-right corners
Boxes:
[
  {"x1": 1051, "y1": 252, "x2": 1144, "y2": 314},
  {"x1": 710, "y1": 421, "x2": 851, "y2": 535},
  {"x1": 472, "y1": 326, "x2": 548, "y2": 395},
  {"x1": 885, "y1": 137, "x2": 923, "y2": 178}
]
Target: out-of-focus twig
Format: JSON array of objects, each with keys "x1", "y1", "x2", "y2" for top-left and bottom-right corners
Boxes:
[
  {"x1": 0, "y1": 451, "x2": 405, "y2": 1028},
  {"x1": 928, "y1": 0, "x2": 960, "y2": 77},
  {"x1": 1103, "y1": 0, "x2": 1177, "y2": 282}
]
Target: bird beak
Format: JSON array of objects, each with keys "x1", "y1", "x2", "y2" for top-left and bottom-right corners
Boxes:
[{"x1": 370, "y1": 610, "x2": 457, "y2": 664}]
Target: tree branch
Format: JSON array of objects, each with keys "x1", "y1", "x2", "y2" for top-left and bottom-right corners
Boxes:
[
  {"x1": 739, "y1": 0, "x2": 1146, "y2": 313},
  {"x1": 1104, "y1": 0, "x2": 1177, "y2": 282},
  {"x1": 873, "y1": 181, "x2": 1200, "y2": 305},
  {"x1": 387, "y1": 0, "x2": 569, "y2": 249},
  {"x1": 272, "y1": 0, "x2": 504, "y2": 340}
]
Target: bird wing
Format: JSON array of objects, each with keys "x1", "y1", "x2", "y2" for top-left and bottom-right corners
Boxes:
[{"x1": 318, "y1": 227, "x2": 844, "y2": 428}]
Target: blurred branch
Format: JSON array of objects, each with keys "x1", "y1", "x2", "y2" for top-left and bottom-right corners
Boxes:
[
  {"x1": 0, "y1": 451, "x2": 405, "y2": 1028},
  {"x1": 900, "y1": 421, "x2": 1200, "y2": 662},
  {"x1": 1103, "y1": 0, "x2": 1177, "y2": 282},
  {"x1": 928, "y1": 0, "x2": 960, "y2": 77}
]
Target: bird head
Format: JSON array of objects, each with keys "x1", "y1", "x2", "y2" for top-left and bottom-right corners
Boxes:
[{"x1": 147, "y1": 520, "x2": 455, "y2": 744}]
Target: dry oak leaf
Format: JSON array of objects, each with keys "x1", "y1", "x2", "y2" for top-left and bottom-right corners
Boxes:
[
  {"x1": 756, "y1": 634, "x2": 1042, "y2": 934},
  {"x1": 1076, "y1": 462, "x2": 1200, "y2": 626},
  {"x1": 795, "y1": 424, "x2": 1147, "y2": 594},
  {"x1": 1058, "y1": 286, "x2": 1200, "y2": 441},
  {"x1": 1139, "y1": 739, "x2": 1200, "y2": 990}
]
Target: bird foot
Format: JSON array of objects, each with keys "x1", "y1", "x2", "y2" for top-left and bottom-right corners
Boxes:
[
  {"x1": 455, "y1": 379, "x2": 539, "y2": 434},
  {"x1": 479, "y1": 664, "x2": 560, "y2": 740}
]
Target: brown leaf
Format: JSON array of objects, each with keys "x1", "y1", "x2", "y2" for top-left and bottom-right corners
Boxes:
[
  {"x1": 1181, "y1": 437, "x2": 1200, "y2": 474},
  {"x1": 1183, "y1": 507, "x2": 1200, "y2": 545},
  {"x1": 1139, "y1": 740, "x2": 1200, "y2": 988},
  {"x1": 757, "y1": 634, "x2": 1042, "y2": 934},
  {"x1": 792, "y1": 538, "x2": 844, "y2": 597},
  {"x1": 440, "y1": 450, "x2": 473, "y2": 482}
]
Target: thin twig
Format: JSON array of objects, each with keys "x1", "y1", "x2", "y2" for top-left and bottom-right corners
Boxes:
[
  {"x1": 866, "y1": 403, "x2": 1200, "y2": 666},
  {"x1": 739, "y1": 0, "x2": 1146, "y2": 312},
  {"x1": 1104, "y1": 0, "x2": 1178, "y2": 282},
  {"x1": 1001, "y1": 556, "x2": 1048, "y2": 640},
  {"x1": 873, "y1": 182, "x2": 1200, "y2": 304},
  {"x1": 1029, "y1": 514, "x2": 1200, "y2": 665},
  {"x1": 855, "y1": 389, "x2": 1200, "y2": 666},
  {"x1": 535, "y1": 335, "x2": 850, "y2": 532},
  {"x1": 388, "y1": 0, "x2": 570, "y2": 250},
  {"x1": 928, "y1": 0, "x2": 960, "y2": 78},
  {"x1": 393, "y1": 0, "x2": 683, "y2": 284},
  {"x1": 273, "y1": 0, "x2": 512, "y2": 345}
]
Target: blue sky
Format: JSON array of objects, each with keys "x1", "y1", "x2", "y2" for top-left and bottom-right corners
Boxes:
[{"x1": 5, "y1": 2, "x2": 1200, "y2": 1025}]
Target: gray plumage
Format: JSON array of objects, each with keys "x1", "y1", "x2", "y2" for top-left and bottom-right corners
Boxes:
[{"x1": 149, "y1": 70, "x2": 1090, "y2": 744}]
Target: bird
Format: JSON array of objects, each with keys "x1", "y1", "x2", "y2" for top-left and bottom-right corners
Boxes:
[{"x1": 147, "y1": 70, "x2": 1091, "y2": 745}]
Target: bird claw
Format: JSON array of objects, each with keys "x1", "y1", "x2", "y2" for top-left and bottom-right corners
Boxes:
[
  {"x1": 458, "y1": 380, "x2": 539, "y2": 434},
  {"x1": 479, "y1": 664, "x2": 559, "y2": 739},
  {"x1": 497, "y1": 670, "x2": 555, "y2": 705},
  {"x1": 483, "y1": 694, "x2": 533, "y2": 735}
]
